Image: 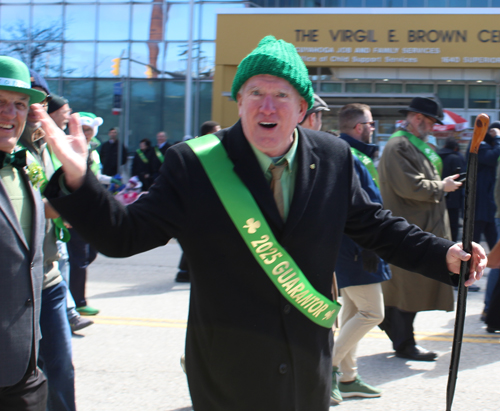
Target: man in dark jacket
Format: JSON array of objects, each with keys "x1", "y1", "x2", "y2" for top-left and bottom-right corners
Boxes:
[
  {"x1": 99, "y1": 127, "x2": 127, "y2": 177},
  {"x1": 437, "y1": 136, "x2": 466, "y2": 242},
  {"x1": 34, "y1": 36, "x2": 486, "y2": 411},
  {"x1": 327, "y1": 103, "x2": 390, "y2": 403},
  {"x1": 132, "y1": 138, "x2": 156, "y2": 191}
]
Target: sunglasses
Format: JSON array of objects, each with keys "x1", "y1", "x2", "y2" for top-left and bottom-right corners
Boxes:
[{"x1": 356, "y1": 121, "x2": 375, "y2": 128}]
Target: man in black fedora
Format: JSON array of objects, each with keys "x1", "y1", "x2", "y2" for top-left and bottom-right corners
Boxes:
[{"x1": 378, "y1": 97, "x2": 463, "y2": 361}]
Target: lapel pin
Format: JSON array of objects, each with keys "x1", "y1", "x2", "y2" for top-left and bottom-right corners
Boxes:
[{"x1": 310, "y1": 164, "x2": 316, "y2": 169}]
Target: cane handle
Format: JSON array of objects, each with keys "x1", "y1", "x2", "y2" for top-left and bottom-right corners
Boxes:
[{"x1": 470, "y1": 113, "x2": 489, "y2": 154}]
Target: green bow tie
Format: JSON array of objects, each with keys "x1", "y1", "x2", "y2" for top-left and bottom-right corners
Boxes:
[{"x1": 0, "y1": 149, "x2": 27, "y2": 169}]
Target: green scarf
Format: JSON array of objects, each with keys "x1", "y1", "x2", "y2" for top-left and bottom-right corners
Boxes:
[
  {"x1": 391, "y1": 130, "x2": 443, "y2": 176},
  {"x1": 186, "y1": 135, "x2": 341, "y2": 329}
]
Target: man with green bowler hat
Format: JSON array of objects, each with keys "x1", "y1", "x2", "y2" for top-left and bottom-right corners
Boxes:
[
  {"x1": 35, "y1": 37, "x2": 485, "y2": 411},
  {"x1": 0, "y1": 56, "x2": 48, "y2": 410}
]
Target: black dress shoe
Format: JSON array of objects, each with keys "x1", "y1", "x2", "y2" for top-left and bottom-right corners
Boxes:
[
  {"x1": 486, "y1": 326, "x2": 500, "y2": 333},
  {"x1": 395, "y1": 345, "x2": 437, "y2": 361}
]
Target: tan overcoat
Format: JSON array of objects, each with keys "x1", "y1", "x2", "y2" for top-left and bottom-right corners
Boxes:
[{"x1": 378, "y1": 134, "x2": 454, "y2": 312}]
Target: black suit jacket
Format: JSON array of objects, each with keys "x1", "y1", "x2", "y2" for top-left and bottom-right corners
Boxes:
[{"x1": 47, "y1": 121, "x2": 455, "y2": 411}]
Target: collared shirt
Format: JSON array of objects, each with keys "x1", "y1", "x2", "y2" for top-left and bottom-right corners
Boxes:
[
  {"x1": 0, "y1": 164, "x2": 32, "y2": 247},
  {"x1": 249, "y1": 129, "x2": 299, "y2": 220}
]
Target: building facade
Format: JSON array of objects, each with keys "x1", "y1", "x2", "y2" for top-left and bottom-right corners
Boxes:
[
  {"x1": 3, "y1": 2, "x2": 500, "y2": 151},
  {"x1": 1, "y1": 0, "x2": 251, "y2": 150},
  {"x1": 214, "y1": 9, "x2": 500, "y2": 148}
]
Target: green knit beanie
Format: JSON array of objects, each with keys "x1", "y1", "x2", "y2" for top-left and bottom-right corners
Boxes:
[{"x1": 231, "y1": 36, "x2": 314, "y2": 109}]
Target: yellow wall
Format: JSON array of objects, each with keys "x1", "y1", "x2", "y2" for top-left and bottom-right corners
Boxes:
[{"x1": 213, "y1": 11, "x2": 500, "y2": 126}]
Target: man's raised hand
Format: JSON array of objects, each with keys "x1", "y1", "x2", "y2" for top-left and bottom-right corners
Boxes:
[{"x1": 31, "y1": 104, "x2": 88, "y2": 190}]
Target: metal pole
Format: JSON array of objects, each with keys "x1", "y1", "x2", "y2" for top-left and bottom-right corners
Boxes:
[
  {"x1": 117, "y1": 50, "x2": 125, "y2": 178},
  {"x1": 184, "y1": 0, "x2": 195, "y2": 139}
]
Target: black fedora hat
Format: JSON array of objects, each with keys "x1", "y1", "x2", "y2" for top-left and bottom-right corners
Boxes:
[{"x1": 399, "y1": 97, "x2": 444, "y2": 125}]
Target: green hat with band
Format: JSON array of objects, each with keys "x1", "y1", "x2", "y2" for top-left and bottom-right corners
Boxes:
[
  {"x1": 0, "y1": 56, "x2": 46, "y2": 104},
  {"x1": 231, "y1": 36, "x2": 314, "y2": 109}
]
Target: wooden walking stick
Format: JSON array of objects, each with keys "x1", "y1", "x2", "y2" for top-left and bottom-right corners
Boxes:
[{"x1": 446, "y1": 113, "x2": 489, "y2": 411}]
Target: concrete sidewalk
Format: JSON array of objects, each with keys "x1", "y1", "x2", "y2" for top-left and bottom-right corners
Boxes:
[{"x1": 72, "y1": 241, "x2": 500, "y2": 411}]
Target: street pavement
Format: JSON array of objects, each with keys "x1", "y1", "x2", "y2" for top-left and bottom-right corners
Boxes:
[{"x1": 72, "y1": 240, "x2": 500, "y2": 411}]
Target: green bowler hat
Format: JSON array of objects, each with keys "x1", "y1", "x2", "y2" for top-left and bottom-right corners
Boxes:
[{"x1": 0, "y1": 56, "x2": 46, "y2": 104}]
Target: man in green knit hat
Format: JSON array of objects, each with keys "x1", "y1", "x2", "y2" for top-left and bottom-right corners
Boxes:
[
  {"x1": 0, "y1": 56, "x2": 48, "y2": 410},
  {"x1": 35, "y1": 36, "x2": 485, "y2": 411}
]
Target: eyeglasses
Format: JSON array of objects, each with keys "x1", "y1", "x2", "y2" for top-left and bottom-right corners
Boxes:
[
  {"x1": 355, "y1": 121, "x2": 375, "y2": 128},
  {"x1": 40, "y1": 94, "x2": 52, "y2": 108}
]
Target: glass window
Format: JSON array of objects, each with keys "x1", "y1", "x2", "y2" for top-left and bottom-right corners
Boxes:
[
  {"x1": 375, "y1": 83, "x2": 402, "y2": 93},
  {"x1": 345, "y1": 0, "x2": 362, "y2": 6},
  {"x1": 129, "y1": 42, "x2": 164, "y2": 79},
  {"x1": 308, "y1": 67, "x2": 319, "y2": 82},
  {"x1": 164, "y1": 81, "x2": 186, "y2": 142},
  {"x1": 62, "y1": 80, "x2": 94, "y2": 114},
  {"x1": 198, "y1": 42, "x2": 215, "y2": 79},
  {"x1": 303, "y1": 0, "x2": 322, "y2": 6},
  {"x1": 437, "y1": 85, "x2": 465, "y2": 108},
  {"x1": 31, "y1": 43, "x2": 62, "y2": 79},
  {"x1": 65, "y1": 5, "x2": 97, "y2": 41},
  {"x1": 320, "y1": 83, "x2": 342, "y2": 93},
  {"x1": 129, "y1": 80, "x2": 163, "y2": 150},
  {"x1": 98, "y1": 5, "x2": 130, "y2": 41},
  {"x1": 33, "y1": 0, "x2": 59, "y2": 2},
  {"x1": 366, "y1": 0, "x2": 384, "y2": 6},
  {"x1": 94, "y1": 80, "x2": 121, "y2": 142},
  {"x1": 97, "y1": 43, "x2": 129, "y2": 78},
  {"x1": 450, "y1": 0, "x2": 467, "y2": 5},
  {"x1": 428, "y1": 0, "x2": 446, "y2": 5},
  {"x1": 165, "y1": 5, "x2": 189, "y2": 41},
  {"x1": 133, "y1": 4, "x2": 161, "y2": 41},
  {"x1": 406, "y1": 84, "x2": 434, "y2": 93},
  {"x1": 469, "y1": 85, "x2": 496, "y2": 109},
  {"x1": 407, "y1": 0, "x2": 425, "y2": 6},
  {"x1": 470, "y1": 0, "x2": 488, "y2": 5},
  {"x1": 46, "y1": 80, "x2": 61, "y2": 95},
  {"x1": 197, "y1": 82, "x2": 213, "y2": 132},
  {"x1": 346, "y1": 83, "x2": 371, "y2": 93},
  {"x1": 319, "y1": 67, "x2": 333, "y2": 81},
  {"x1": 279, "y1": 0, "x2": 301, "y2": 7},
  {"x1": 165, "y1": 43, "x2": 188, "y2": 77},
  {"x1": 1, "y1": 6, "x2": 29, "y2": 40},
  {"x1": 324, "y1": 0, "x2": 340, "y2": 5},
  {"x1": 33, "y1": 6, "x2": 63, "y2": 37},
  {"x1": 63, "y1": 43, "x2": 95, "y2": 78},
  {"x1": 387, "y1": 0, "x2": 404, "y2": 5}
]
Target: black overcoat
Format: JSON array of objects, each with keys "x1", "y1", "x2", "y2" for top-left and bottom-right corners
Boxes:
[{"x1": 46, "y1": 121, "x2": 456, "y2": 411}]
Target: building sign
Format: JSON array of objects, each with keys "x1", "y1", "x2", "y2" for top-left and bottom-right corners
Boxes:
[{"x1": 216, "y1": 9, "x2": 500, "y2": 68}]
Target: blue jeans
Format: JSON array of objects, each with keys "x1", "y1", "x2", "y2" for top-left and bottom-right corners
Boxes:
[
  {"x1": 38, "y1": 282, "x2": 76, "y2": 411},
  {"x1": 485, "y1": 218, "x2": 500, "y2": 312},
  {"x1": 57, "y1": 241, "x2": 78, "y2": 322}
]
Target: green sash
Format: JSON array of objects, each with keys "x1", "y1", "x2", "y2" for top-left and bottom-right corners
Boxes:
[
  {"x1": 155, "y1": 147, "x2": 164, "y2": 163},
  {"x1": 391, "y1": 130, "x2": 443, "y2": 176},
  {"x1": 136, "y1": 149, "x2": 149, "y2": 164},
  {"x1": 24, "y1": 149, "x2": 71, "y2": 242},
  {"x1": 350, "y1": 147, "x2": 380, "y2": 188},
  {"x1": 186, "y1": 135, "x2": 341, "y2": 329}
]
